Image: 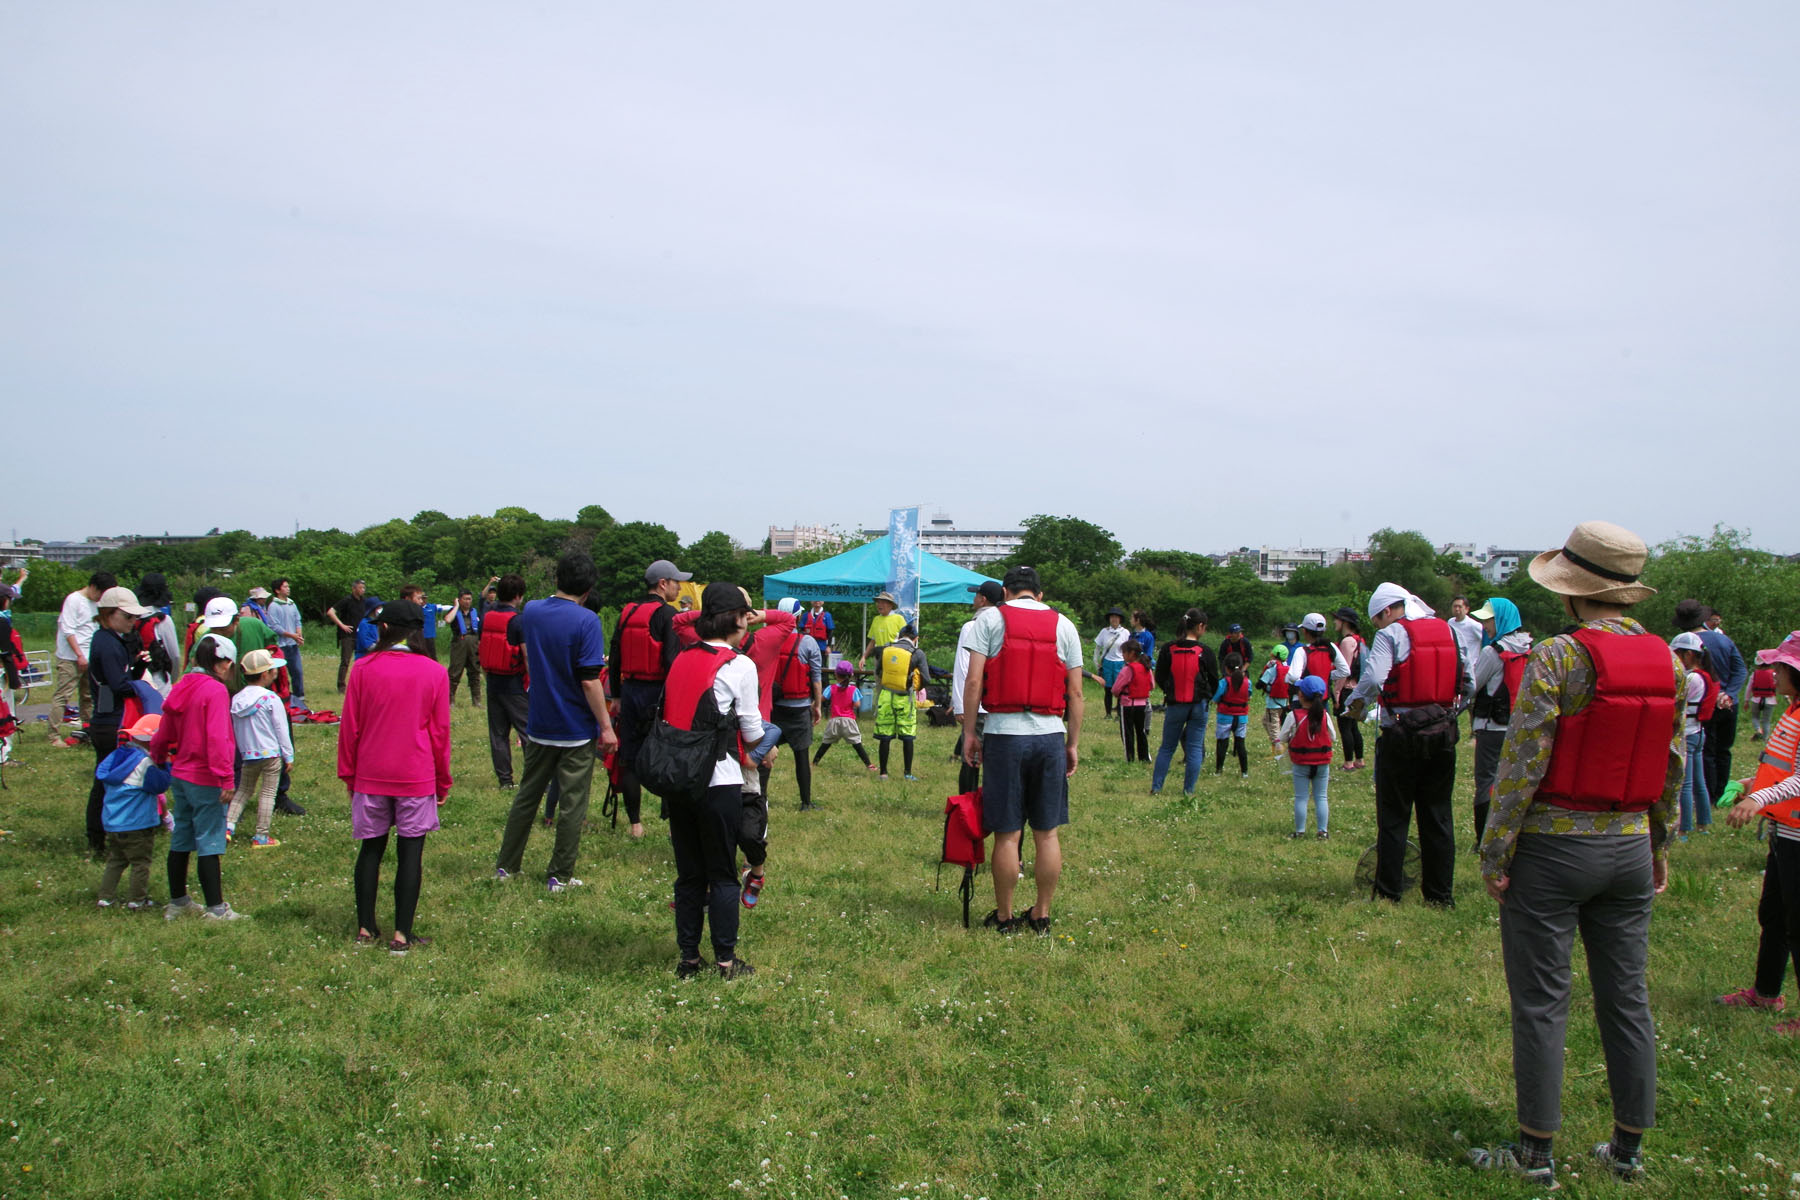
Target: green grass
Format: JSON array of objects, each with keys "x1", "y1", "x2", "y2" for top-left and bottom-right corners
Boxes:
[{"x1": 0, "y1": 639, "x2": 1795, "y2": 1199}]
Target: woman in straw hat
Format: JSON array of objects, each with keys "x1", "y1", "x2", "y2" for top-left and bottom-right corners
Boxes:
[{"x1": 1469, "y1": 520, "x2": 1684, "y2": 1184}]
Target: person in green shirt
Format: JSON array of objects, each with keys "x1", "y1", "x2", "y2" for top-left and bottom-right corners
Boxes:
[{"x1": 861, "y1": 592, "x2": 907, "y2": 667}]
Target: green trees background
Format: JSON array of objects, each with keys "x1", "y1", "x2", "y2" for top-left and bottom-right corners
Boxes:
[{"x1": 14, "y1": 512, "x2": 1796, "y2": 657}]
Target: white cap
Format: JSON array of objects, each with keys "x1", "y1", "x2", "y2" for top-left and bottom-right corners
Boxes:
[
  {"x1": 777, "y1": 597, "x2": 803, "y2": 615},
  {"x1": 240, "y1": 648, "x2": 286, "y2": 675},
  {"x1": 96, "y1": 587, "x2": 151, "y2": 617},
  {"x1": 202, "y1": 596, "x2": 239, "y2": 628},
  {"x1": 202, "y1": 633, "x2": 237, "y2": 662},
  {"x1": 1300, "y1": 612, "x2": 1327, "y2": 633},
  {"x1": 1670, "y1": 631, "x2": 1705, "y2": 653}
]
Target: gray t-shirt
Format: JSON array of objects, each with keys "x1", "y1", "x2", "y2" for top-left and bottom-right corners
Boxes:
[{"x1": 968, "y1": 599, "x2": 1083, "y2": 736}]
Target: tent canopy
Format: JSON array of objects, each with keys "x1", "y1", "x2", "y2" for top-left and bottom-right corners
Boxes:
[{"x1": 762, "y1": 536, "x2": 998, "y2": 605}]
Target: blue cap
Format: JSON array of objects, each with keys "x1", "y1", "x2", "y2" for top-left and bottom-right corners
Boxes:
[{"x1": 1298, "y1": 676, "x2": 1328, "y2": 699}]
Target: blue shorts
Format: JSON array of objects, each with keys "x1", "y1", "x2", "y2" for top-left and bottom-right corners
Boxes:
[
  {"x1": 980, "y1": 732, "x2": 1069, "y2": 834},
  {"x1": 1215, "y1": 713, "x2": 1249, "y2": 738},
  {"x1": 168, "y1": 777, "x2": 228, "y2": 856},
  {"x1": 1100, "y1": 659, "x2": 1123, "y2": 688}
]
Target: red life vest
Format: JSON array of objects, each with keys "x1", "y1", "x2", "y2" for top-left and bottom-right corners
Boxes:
[
  {"x1": 1302, "y1": 643, "x2": 1336, "y2": 687},
  {"x1": 617, "y1": 601, "x2": 668, "y2": 682},
  {"x1": 1168, "y1": 644, "x2": 1203, "y2": 703},
  {"x1": 773, "y1": 629, "x2": 813, "y2": 701},
  {"x1": 981, "y1": 606, "x2": 1067, "y2": 716},
  {"x1": 1266, "y1": 659, "x2": 1291, "y2": 702},
  {"x1": 801, "y1": 611, "x2": 832, "y2": 643},
  {"x1": 1218, "y1": 674, "x2": 1251, "y2": 716},
  {"x1": 1752, "y1": 667, "x2": 1778, "y2": 700},
  {"x1": 1380, "y1": 618, "x2": 1460, "y2": 707},
  {"x1": 1288, "y1": 708, "x2": 1335, "y2": 765},
  {"x1": 1220, "y1": 635, "x2": 1250, "y2": 666},
  {"x1": 1344, "y1": 634, "x2": 1366, "y2": 682},
  {"x1": 1752, "y1": 707, "x2": 1800, "y2": 830},
  {"x1": 663, "y1": 643, "x2": 737, "y2": 731},
  {"x1": 1472, "y1": 648, "x2": 1530, "y2": 726},
  {"x1": 478, "y1": 608, "x2": 526, "y2": 675},
  {"x1": 1535, "y1": 628, "x2": 1678, "y2": 813},
  {"x1": 1123, "y1": 661, "x2": 1153, "y2": 702},
  {"x1": 1689, "y1": 668, "x2": 1720, "y2": 724},
  {"x1": 136, "y1": 614, "x2": 172, "y2": 676}
]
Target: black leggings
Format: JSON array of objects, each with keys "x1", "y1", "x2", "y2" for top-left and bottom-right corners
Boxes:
[
  {"x1": 1119, "y1": 707, "x2": 1148, "y2": 762},
  {"x1": 167, "y1": 851, "x2": 222, "y2": 908},
  {"x1": 1339, "y1": 707, "x2": 1364, "y2": 762},
  {"x1": 813, "y1": 740, "x2": 872, "y2": 768},
  {"x1": 877, "y1": 736, "x2": 914, "y2": 776},
  {"x1": 87, "y1": 722, "x2": 119, "y2": 851},
  {"x1": 1215, "y1": 736, "x2": 1248, "y2": 773},
  {"x1": 355, "y1": 833, "x2": 426, "y2": 937}
]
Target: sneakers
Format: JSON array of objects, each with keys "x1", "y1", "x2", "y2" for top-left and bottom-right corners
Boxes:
[
  {"x1": 96, "y1": 898, "x2": 114, "y2": 909},
  {"x1": 1025, "y1": 913, "x2": 1052, "y2": 936},
  {"x1": 164, "y1": 896, "x2": 201, "y2": 921},
  {"x1": 1775, "y1": 1018, "x2": 1800, "y2": 1037},
  {"x1": 388, "y1": 934, "x2": 431, "y2": 955},
  {"x1": 717, "y1": 959, "x2": 755, "y2": 980},
  {"x1": 249, "y1": 834, "x2": 280, "y2": 849},
  {"x1": 1318, "y1": 830, "x2": 1330, "y2": 840},
  {"x1": 740, "y1": 867, "x2": 764, "y2": 909},
  {"x1": 275, "y1": 797, "x2": 307, "y2": 816},
  {"x1": 546, "y1": 876, "x2": 584, "y2": 893},
  {"x1": 980, "y1": 909, "x2": 1021, "y2": 935},
  {"x1": 1289, "y1": 831, "x2": 1306, "y2": 840},
  {"x1": 879, "y1": 774, "x2": 889, "y2": 782},
  {"x1": 675, "y1": 958, "x2": 708, "y2": 980},
  {"x1": 202, "y1": 903, "x2": 250, "y2": 921},
  {"x1": 1590, "y1": 1141, "x2": 1644, "y2": 1181},
  {"x1": 1716, "y1": 986, "x2": 1785, "y2": 1011},
  {"x1": 904, "y1": 774, "x2": 919, "y2": 782},
  {"x1": 125, "y1": 898, "x2": 159, "y2": 912},
  {"x1": 224, "y1": 823, "x2": 235, "y2": 842},
  {"x1": 1466, "y1": 1144, "x2": 1557, "y2": 1189},
  {"x1": 865, "y1": 763, "x2": 879, "y2": 771}
]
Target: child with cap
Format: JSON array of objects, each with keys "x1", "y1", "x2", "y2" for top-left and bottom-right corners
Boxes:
[
  {"x1": 1671, "y1": 630, "x2": 1716, "y2": 837},
  {"x1": 1110, "y1": 639, "x2": 1154, "y2": 763},
  {"x1": 1750, "y1": 650, "x2": 1779, "y2": 741},
  {"x1": 1717, "y1": 630, "x2": 1800, "y2": 1034},
  {"x1": 812, "y1": 660, "x2": 875, "y2": 771},
  {"x1": 225, "y1": 648, "x2": 295, "y2": 849},
  {"x1": 1282, "y1": 676, "x2": 1336, "y2": 838},
  {"x1": 150, "y1": 634, "x2": 250, "y2": 921},
  {"x1": 95, "y1": 714, "x2": 171, "y2": 910},
  {"x1": 1257, "y1": 644, "x2": 1292, "y2": 765}
]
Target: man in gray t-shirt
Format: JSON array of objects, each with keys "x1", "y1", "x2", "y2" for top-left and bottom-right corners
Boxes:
[{"x1": 960, "y1": 566, "x2": 1084, "y2": 936}]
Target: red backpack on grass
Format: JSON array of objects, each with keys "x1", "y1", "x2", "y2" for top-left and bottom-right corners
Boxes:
[{"x1": 940, "y1": 790, "x2": 987, "y2": 928}]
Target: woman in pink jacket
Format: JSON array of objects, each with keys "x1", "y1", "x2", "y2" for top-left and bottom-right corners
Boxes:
[
  {"x1": 339, "y1": 598, "x2": 451, "y2": 953},
  {"x1": 148, "y1": 634, "x2": 249, "y2": 921}
]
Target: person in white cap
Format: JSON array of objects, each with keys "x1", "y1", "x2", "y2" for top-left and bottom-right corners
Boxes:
[
  {"x1": 225, "y1": 648, "x2": 295, "y2": 849},
  {"x1": 1345, "y1": 583, "x2": 1473, "y2": 907},
  {"x1": 84, "y1": 586, "x2": 153, "y2": 855},
  {"x1": 1284, "y1": 612, "x2": 1351, "y2": 696},
  {"x1": 1669, "y1": 631, "x2": 1716, "y2": 837},
  {"x1": 1468, "y1": 520, "x2": 1681, "y2": 1185}
]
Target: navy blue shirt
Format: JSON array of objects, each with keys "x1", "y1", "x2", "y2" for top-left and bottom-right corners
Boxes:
[
  {"x1": 507, "y1": 597, "x2": 607, "y2": 741},
  {"x1": 1699, "y1": 628, "x2": 1748, "y2": 699}
]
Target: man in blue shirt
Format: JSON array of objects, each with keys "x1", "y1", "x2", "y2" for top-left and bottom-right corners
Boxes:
[
  {"x1": 493, "y1": 553, "x2": 620, "y2": 892},
  {"x1": 401, "y1": 584, "x2": 443, "y2": 663}
]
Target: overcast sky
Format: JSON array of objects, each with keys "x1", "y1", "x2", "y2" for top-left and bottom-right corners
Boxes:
[{"x1": 4, "y1": 3, "x2": 1795, "y2": 556}]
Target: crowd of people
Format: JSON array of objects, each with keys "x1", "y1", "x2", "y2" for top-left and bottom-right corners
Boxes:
[{"x1": 4, "y1": 516, "x2": 1799, "y2": 1185}]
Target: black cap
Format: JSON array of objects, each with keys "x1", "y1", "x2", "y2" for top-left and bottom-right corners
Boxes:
[
  {"x1": 1332, "y1": 605, "x2": 1360, "y2": 626},
  {"x1": 1228, "y1": 623, "x2": 1242, "y2": 633},
  {"x1": 1002, "y1": 565, "x2": 1042, "y2": 593},
  {"x1": 1106, "y1": 607, "x2": 1125, "y2": 619},
  {"x1": 379, "y1": 598, "x2": 425, "y2": 629},
  {"x1": 969, "y1": 581, "x2": 1005, "y2": 606},
  {"x1": 701, "y1": 581, "x2": 750, "y2": 616}
]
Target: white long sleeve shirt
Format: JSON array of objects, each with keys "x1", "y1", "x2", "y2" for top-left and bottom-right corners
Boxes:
[
  {"x1": 1347, "y1": 620, "x2": 1476, "y2": 728},
  {"x1": 708, "y1": 646, "x2": 766, "y2": 788}
]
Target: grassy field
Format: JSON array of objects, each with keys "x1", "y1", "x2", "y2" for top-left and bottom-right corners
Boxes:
[{"x1": 0, "y1": 634, "x2": 1794, "y2": 1200}]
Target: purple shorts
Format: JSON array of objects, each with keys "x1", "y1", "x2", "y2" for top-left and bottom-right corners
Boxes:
[{"x1": 350, "y1": 791, "x2": 440, "y2": 840}]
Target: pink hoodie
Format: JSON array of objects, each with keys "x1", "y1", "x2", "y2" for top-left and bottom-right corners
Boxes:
[
  {"x1": 148, "y1": 670, "x2": 235, "y2": 788},
  {"x1": 338, "y1": 649, "x2": 452, "y2": 799}
]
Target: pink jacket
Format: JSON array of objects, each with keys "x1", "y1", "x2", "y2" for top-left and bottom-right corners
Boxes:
[
  {"x1": 148, "y1": 671, "x2": 235, "y2": 788},
  {"x1": 338, "y1": 649, "x2": 452, "y2": 799}
]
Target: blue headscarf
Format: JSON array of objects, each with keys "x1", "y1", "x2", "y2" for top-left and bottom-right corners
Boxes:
[{"x1": 1481, "y1": 596, "x2": 1522, "y2": 646}]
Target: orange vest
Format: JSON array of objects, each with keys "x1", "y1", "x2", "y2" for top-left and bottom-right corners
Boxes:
[{"x1": 1753, "y1": 707, "x2": 1800, "y2": 830}]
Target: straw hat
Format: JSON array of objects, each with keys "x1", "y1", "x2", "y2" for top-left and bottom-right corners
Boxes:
[{"x1": 1526, "y1": 521, "x2": 1656, "y2": 604}]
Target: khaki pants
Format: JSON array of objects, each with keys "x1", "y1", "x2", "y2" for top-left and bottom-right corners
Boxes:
[
  {"x1": 50, "y1": 657, "x2": 91, "y2": 733},
  {"x1": 226, "y1": 757, "x2": 283, "y2": 840},
  {"x1": 447, "y1": 636, "x2": 482, "y2": 703},
  {"x1": 99, "y1": 828, "x2": 158, "y2": 903}
]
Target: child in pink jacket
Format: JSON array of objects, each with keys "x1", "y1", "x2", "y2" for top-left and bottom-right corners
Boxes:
[
  {"x1": 339, "y1": 599, "x2": 451, "y2": 953},
  {"x1": 148, "y1": 634, "x2": 249, "y2": 921}
]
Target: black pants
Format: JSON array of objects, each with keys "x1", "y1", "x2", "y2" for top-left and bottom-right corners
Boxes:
[
  {"x1": 614, "y1": 679, "x2": 663, "y2": 824},
  {"x1": 1704, "y1": 704, "x2": 1738, "y2": 807},
  {"x1": 1472, "y1": 727, "x2": 1507, "y2": 847},
  {"x1": 1374, "y1": 730, "x2": 1458, "y2": 904},
  {"x1": 337, "y1": 634, "x2": 355, "y2": 691},
  {"x1": 667, "y1": 783, "x2": 743, "y2": 962},
  {"x1": 355, "y1": 832, "x2": 425, "y2": 938},
  {"x1": 1119, "y1": 706, "x2": 1148, "y2": 762},
  {"x1": 759, "y1": 705, "x2": 815, "y2": 807},
  {"x1": 1755, "y1": 837, "x2": 1800, "y2": 999},
  {"x1": 486, "y1": 675, "x2": 529, "y2": 785},
  {"x1": 1339, "y1": 705, "x2": 1364, "y2": 763},
  {"x1": 86, "y1": 721, "x2": 119, "y2": 852}
]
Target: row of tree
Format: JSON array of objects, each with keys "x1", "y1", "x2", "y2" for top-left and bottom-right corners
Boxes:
[{"x1": 13, "y1": 509, "x2": 1794, "y2": 660}]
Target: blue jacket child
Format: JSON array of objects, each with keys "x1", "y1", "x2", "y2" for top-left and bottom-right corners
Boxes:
[{"x1": 95, "y1": 716, "x2": 173, "y2": 907}]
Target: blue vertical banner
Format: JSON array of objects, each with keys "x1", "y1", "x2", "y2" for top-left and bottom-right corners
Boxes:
[{"x1": 887, "y1": 506, "x2": 921, "y2": 627}]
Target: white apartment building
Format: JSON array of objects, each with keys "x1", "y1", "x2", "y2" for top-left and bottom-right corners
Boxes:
[
  {"x1": 861, "y1": 514, "x2": 1024, "y2": 569},
  {"x1": 1256, "y1": 546, "x2": 1351, "y2": 585},
  {"x1": 1439, "y1": 542, "x2": 1482, "y2": 568},
  {"x1": 767, "y1": 524, "x2": 845, "y2": 556},
  {"x1": 1480, "y1": 548, "x2": 1536, "y2": 585}
]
